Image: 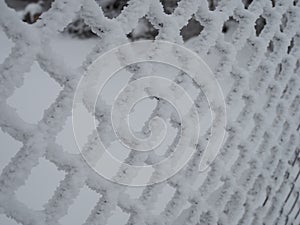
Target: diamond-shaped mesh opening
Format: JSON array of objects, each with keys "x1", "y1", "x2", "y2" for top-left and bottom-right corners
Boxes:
[
  {"x1": 280, "y1": 13, "x2": 288, "y2": 33},
  {"x1": 129, "y1": 97, "x2": 157, "y2": 133},
  {"x1": 0, "y1": 28, "x2": 14, "y2": 64},
  {"x1": 5, "y1": 0, "x2": 54, "y2": 24},
  {"x1": 242, "y1": 0, "x2": 254, "y2": 9},
  {"x1": 4, "y1": 0, "x2": 32, "y2": 10},
  {"x1": 7, "y1": 61, "x2": 62, "y2": 124},
  {"x1": 284, "y1": 190, "x2": 299, "y2": 218},
  {"x1": 294, "y1": 168, "x2": 300, "y2": 182},
  {"x1": 0, "y1": 129, "x2": 22, "y2": 173},
  {"x1": 63, "y1": 16, "x2": 96, "y2": 38},
  {"x1": 287, "y1": 37, "x2": 295, "y2": 54},
  {"x1": 262, "y1": 186, "x2": 271, "y2": 206},
  {"x1": 289, "y1": 161, "x2": 299, "y2": 179},
  {"x1": 290, "y1": 205, "x2": 300, "y2": 222},
  {"x1": 99, "y1": 0, "x2": 129, "y2": 19},
  {"x1": 274, "y1": 62, "x2": 283, "y2": 81},
  {"x1": 255, "y1": 16, "x2": 267, "y2": 37},
  {"x1": 294, "y1": 123, "x2": 300, "y2": 133},
  {"x1": 207, "y1": 0, "x2": 218, "y2": 11},
  {"x1": 5, "y1": 0, "x2": 54, "y2": 11},
  {"x1": 50, "y1": 33, "x2": 98, "y2": 67},
  {"x1": 15, "y1": 158, "x2": 65, "y2": 210},
  {"x1": 266, "y1": 40, "x2": 274, "y2": 57},
  {"x1": 294, "y1": 59, "x2": 300, "y2": 74},
  {"x1": 180, "y1": 16, "x2": 204, "y2": 42},
  {"x1": 59, "y1": 185, "x2": 99, "y2": 225},
  {"x1": 271, "y1": 0, "x2": 276, "y2": 7},
  {"x1": 222, "y1": 16, "x2": 239, "y2": 42},
  {"x1": 64, "y1": 0, "x2": 130, "y2": 37},
  {"x1": 280, "y1": 83, "x2": 289, "y2": 100},
  {"x1": 160, "y1": 0, "x2": 181, "y2": 14},
  {"x1": 106, "y1": 206, "x2": 130, "y2": 225},
  {"x1": 296, "y1": 122, "x2": 300, "y2": 132},
  {"x1": 56, "y1": 117, "x2": 79, "y2": 155},
  {"x1": 127, "y1": 17, "x2": 159, "y2": 41}
]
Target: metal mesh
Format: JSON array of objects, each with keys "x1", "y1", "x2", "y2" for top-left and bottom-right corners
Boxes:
[{"x1": 0, "y1": 0, "x2": 299, "y2": 224}]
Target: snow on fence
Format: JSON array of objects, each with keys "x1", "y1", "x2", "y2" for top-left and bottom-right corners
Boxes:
[{"x1": 0, "y1": 0, "x2": 300, "y2": 224}]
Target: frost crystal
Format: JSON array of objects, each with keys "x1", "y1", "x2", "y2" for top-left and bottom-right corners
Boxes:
[{"x1": 0, "y1": 0, "x2": 300, "y2": 224}]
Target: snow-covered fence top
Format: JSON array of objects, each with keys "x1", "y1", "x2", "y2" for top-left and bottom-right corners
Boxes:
[{"x1": 0, "y1": 0, "x2": 300, "y2": 224}]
